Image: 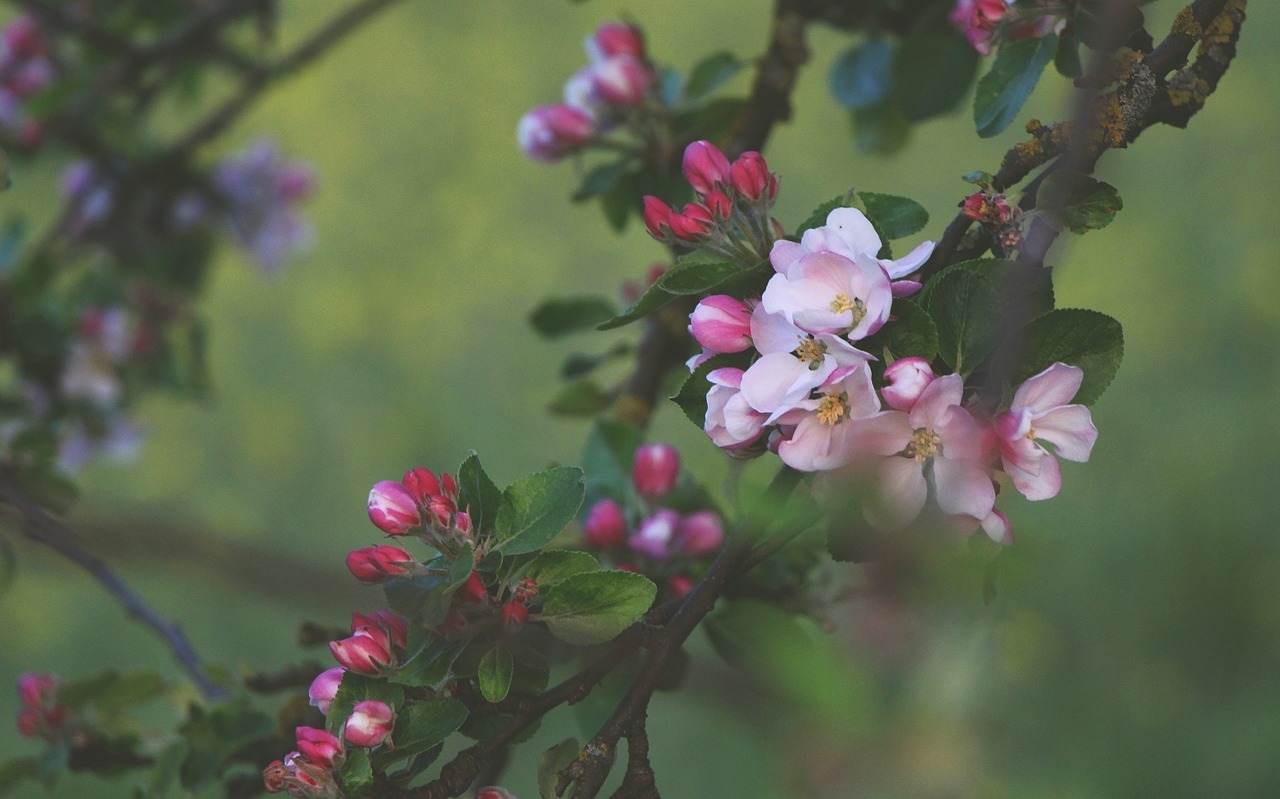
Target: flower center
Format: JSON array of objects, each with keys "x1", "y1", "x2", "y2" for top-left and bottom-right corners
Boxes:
[
  {"x1": 905, "y1": 427, "x2": 941, "y2": 462},
  {"x1": 1025, "y1": 426, "x2": 1036, "y2": 440},
  {"x1": 817, "y1": 393, "x2": 848, "y2": 426},
  {"x1": 829, "y1": 293, "x2": 866, "y2": 327},
  {"x1": 793, "y1": 336, "x2": 828, "y2": 370}
]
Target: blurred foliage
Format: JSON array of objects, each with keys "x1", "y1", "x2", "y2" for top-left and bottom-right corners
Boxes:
[{"x1": 0, "y1": 0, "x2": 1278, "y2": 797}]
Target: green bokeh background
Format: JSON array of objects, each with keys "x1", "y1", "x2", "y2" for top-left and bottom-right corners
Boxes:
[{"x1": 2, "y1": 1, "x2": 1279, "y2": 796}]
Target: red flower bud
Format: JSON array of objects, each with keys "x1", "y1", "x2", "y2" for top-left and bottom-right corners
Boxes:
[
  {"x1": 459, "y1": 571, "x2": 488, "y2": 604},
  {"x1": 401, "y1": 467, "x2": 441, "y2": 504},
  {"x1": 591, "y1": 55, "x2": 651, "y2": 107},
  {"x1": 17, "y1": 673, "x2": 56, "y2": 708},
  {"x1": 583, "y1": 498, "x2": 627, "y2": 549},
  {"x1": 688, "y1": 295, "x2": 752, "y2": 354},
  {"x1": 729, "y1": 152, "x2": 776, "y2": 202},
  {"x1": 682, "y1": 140, "x2": 732, "y2": 195},
  {"x1": 368, "y1": 480, "x2": 421, "y2": 535},
  {"x1": 16, "y1": 707, "x2": 40, "y2": 737},
  {"x1": 669, "y1": 574, "x2": 694, "y2": 597},
  {"x1": 703, "y1": 189, "x2": 732, "y2": 220},
  {"x1": 475, "y1": 788, "x2": 519, "y2": 799},
  {"x1": 346, "y1": 545, "x2": 416, "y2": 583},
  {"x1": 344, "y1": 700, "x2": 395, "y2": 748},
  {"x1": 518, "y1": 104, "x2": 596, "y2": 163},
  {"x1": 633, "y1": 443, "x2": 680, "y2": 498},
  {"x1": 501, "y1": 601, "x2": 529, "y2": 630},
  {"x1": 677, "y1": 510, "x2": 725, "y2": 557},
  {"x1": 668, "y1": 203, "x2": 715, "y2": 241},
  {"x1": 295, "y1": 726, "x2": 344, "y2": 770},
  {"x1": 642, "y1": 196, "x2": 673, "y2": 240},
  {"x1": 356, "y1": 609, "x2": 408, "y2": 649},
  {"x1": 961, "y1": 192, "x2": 988, "y2": 221},
  {"x1": 587, "y1": 21, "x2": 645, "y2": 62},
  {"x1": 514, "y1": 578, "x2": 539, "y2": 603},
  {"x1": 437, "y1": 609, "x2": 469, "y2": 635},
  {"x1": 330, "y1": 629, "x2": 393, "y2": 675}
]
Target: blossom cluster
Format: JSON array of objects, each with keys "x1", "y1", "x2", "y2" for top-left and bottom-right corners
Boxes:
[
  {"x1": 0, "y1": 15, "x2": 53, "y2": 146},
  {"x1": 690, "y1": 205, "x2": 1097, "y2": 541},
  {"x1": 518, "y1": 21, "x2": 654, "y2": 163},
  {"x1": 949, "y1": 0, "x2": 1067, "y2": 55},
  {"x1": 15, "y1": 673, "x2": 70, "y2": 742},
  {"x1": 582, "y1": 443, "x2": 725, "y2": 597},
  {"x1": 263, "y1": 726, "x2": 351, "y2": 798}
]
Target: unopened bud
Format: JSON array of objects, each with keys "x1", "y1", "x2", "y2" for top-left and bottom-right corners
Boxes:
[
  {"x1": 295, "y1": 726, "x2": 344, "y2": 770},
  {"x1": 677, "y1": 511, "x2": 725, "y2": 557},
  {"x1": 513, "y1": 578, "x2": 539, "y2": 602},
  {"x1": 688, "y1": 295, "x2": 752, "y2": 354},
  {"x1": 703, "y1": 189, "x2": 732, "y2": 220},
  {"x1": 583, "y1": 498, "x2": 627, "y2": 548},
  {"x1": 668, "y1": 204, "x2": 715, "y2": 240},
  {"x1": 346, "y1": 545, "x2": 416, "y2": 583},
  {"x1": 669, "y1": 574, "x2": 693, "y2": 597},
  {"x1": 729, "y1": 152, "x2": 775, "y2": 202},
  {"x1": 402, "y1": 467, "x2": 441, "y2": 504},
  {"x1": 642, "y1": 196, "x2": 673, "y2": 240},
  {"x1": 476, "y1": 788, "x2": 520, "y2": 799},
  {"x1": 629, "y1": 508, "x2": 679, "y2": 560},
  {"x1": 344, "y1": 700, "x2": 396, "y2": 748},
  {"x1": 459, "y1": 571, "x2": 488, "y2": 604},
  {"x1": 586, "y1": 21, "x2": 645, "y2": 62},
  {"x1": 633, "y1": 443, "x2": 680, "y2": 498},
  {"x1": 308, "y1": 667, "x2": 345, "y2": 715},
  {"x1": 881, "y1": 357, "x2": 936, "y2": 411},
  {"x1": 591, "y1": 55, "x2": 651, "y2": 107},
  {"x1": 501, "y1": 601, "x2": 529, "y2": 630},
  {"x1": 517, "y1": 104, "x2": 596, "y2": 163},
  {"x1": 682, "y1": 140, "x2": 731, "y2": 195},
  {"x1": 368, "y1": 481, "x2": 421, "y2": 535}
]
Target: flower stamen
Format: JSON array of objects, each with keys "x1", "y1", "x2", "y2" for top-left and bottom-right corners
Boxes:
[
  {"x1": 829, "y1": 293, "x2": 867, "y2": 327},
  {"x1": 905, "y1": 427, "x2": 941, "y2": 462},
  {"x1": 817, "y1": 393, "x2": 848, "y2": 426},
  {"x1": 793, "y1": 336, "x2": 828, "y2": 370}
]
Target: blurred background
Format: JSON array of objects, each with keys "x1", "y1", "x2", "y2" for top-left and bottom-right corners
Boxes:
[{"x1": 2, "y1": 0, "x2": 1278, "y2": 796}]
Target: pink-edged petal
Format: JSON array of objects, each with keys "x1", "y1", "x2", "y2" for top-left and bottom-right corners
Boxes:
[
  {"x1": 980, "y1": 508, "x2": 1013, "y2": 545},
  {"x1": 1012, "y1": 362, "x2": 1084, "y2": 413},
  {"x1": 1000, "y1": 436, "x2": 1043, "y2": 477},
  {"x1": 707, "y1": 367, "x2": 745, "y2": 389},
  {"x1": 890, "y1": 279, "x2": 922, "y2": 297},
  {"x1": 1031, "y1": 405, "x2": 1097, "y2": 462},
  {"x1": 869, "y1": 456, "x2": 927, "y2": 529},
  {"x1": 845, "y1": 410, "x2": 913, "y2": 457},
  {"x1": 994, "y1": 408, "x2": 1032, "y2": 441},
  {"x1": 837, "y1": 363, "x2": 881, "y2": 418},
  {"x1": 769, "y1": 239, "x2": 804, "y2": 275},
  {"x1": 777, "y1": 416, "x2": 837, "y2": 472},
  {"x1": 722, "y1": 393, "x2": 767, "y2": 442},
  {"x1": 880, "y1": 240, "x2": 935, "y2": 279},
  {"x1": 749, "y1": 306, "x2": 805, "y2": 354},
  {"x1": 1003, "y1": 443, "x2": 1062, "y2": 501},
  {"x1": 934, "y1": 405, "x2": 987, "y2": 461},
  {"x1": 909, "y1": 373, "x2": 965, "y2": 429},
  {"x1": 740, "y1": 352, "x2": 833, "y2": 414},
  {"x1": 932, "y1": 457, "x2": 996, "y2": 519}
]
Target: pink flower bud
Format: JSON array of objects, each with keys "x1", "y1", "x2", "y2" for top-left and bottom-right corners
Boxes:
[
  {"x1": 455, "y1": 510, "x2": 473, "y2": 536},
  {"x1": 881, "y1": 357, "x2": 936, "y2": 411},
  {"x1": 591, "y1": 55, "x2": 651, "y2": 107},
  {"x1": 458, "y1": 571, "x2": 488, "y2": 604},
  {"x1": 729, "y1": 152, "x2": 776, "y2": 202},
  {"x1": 295, "y1": 726, "x2": 344, "y2": 770},
  {"x1": 517, "y1": 104, "x2": 596, "y2": 163},
  {"x1": 633, "y1": 443, "x2": 680, "y2": 498},
  {"x1": 476, "y1": 788, "x2": 520, "y2": 799},
  {"x1": 583, "y1": 498, "x2": 627, "y2": 548},
  {"x1": 677, "y1": 511, "x2": 725, "y2": 557},
  {"x1": 3, "y1": 16, "x2": 44, "y2": 58},
  {"x1": 426, "y1": 494, "x2": 457, "y2": 527},
  {"x1": 344, "y1": 700, "x2": 395, "y2": 748},
  {"x1": 587, "y1": 21, "x2": 645, "y2": 62},
  {"x1": 703, "y1": 189, "x2": 732, "y2": 220},
  {"x1": 368, "y1": 480, "x2": 421, "y2": 535},
  {"x1": 669, "y1": 574, "x2": 693, "y2": 597},
  {"x1": 441, "y1": 472, "x2": 457, "y2": 498},
  {"x1": 688, "y1": 295, "x2": 752, "y2": 354},
  {"x1": 355, "y1": 609, "x2": 409, "y2": 649},
  {"x1": 308, "y1": 667, "x2": 345, "y2": 715},
  {"x1": 263, "y1": 759, "x2": 290, "y2": 793},
  {"x1": 346, "y1": 545, "x2": 416, "y2": 583},
  {"x1": 502, "y1": 601, "x2": 529, "y2": 630},
  {"x1": 16, "y1": 708, "x2": 40, "y2": 737},
  {"x1": 668, "y1": 203, "x2": 715, "y2": 241},
  {"x1": 629, "y1": 509, "x2": 679, "y2": 560},
  {"x1": 330, "y1": 630, "x2": 393, "y2": 675},
  {"x1": 642, "y1": 196, "x2": 673, "y2": 240},
  {"x1": 401, "y1": 467, "x2": 441, "y2": 504},
  {"x1": 682, "y1": 140, "x2": 731, "y2": 195},
  {"x1": 17, "y1": 673, "x2": 56, "y2": 708}
]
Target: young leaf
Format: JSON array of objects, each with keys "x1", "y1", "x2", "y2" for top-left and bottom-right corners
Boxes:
[
  {"x1": 599, "y1": 175, "x2": 635, "y2": 232},
  {"x1": 1036, "y1": 171, "x2": 1123, "y2": 233},
  {"x1": 371, "y1": 699, "x2": 467, "y2": 770},
  {"x1": 925, "y1": 269, "x2": 1003, "y2": 373},
  {"x1": 539, "y1": 570, "x2": 657, "y2": 645},
  {"x1": 596, "y1": 279, "x2": 676, "y2": 330},
  {"x1": 894, "y1": 18, "x2": 980, "y2": 122},
  {"x1": 528, "y1": 296, "x2": 618, "y2": 338},
  {"x1": 338, "y1": 749, "x2": 373, "y2": 797},
  {"x1": 494, "y1": 467, "x2": 586, "y2": 554},
  {"x1": 538, "y1": 738, "x2": 581, "y2": 799},
  {"x1": 973, "y1": 35, "x2": 1059, "y2": 138},
  {"x1": 457, "y1": 453, "x2": 501, "y2": 537},
  {"x1": 382, "y1": 546, "x2": 474, "y2": 626},
  {"x1": 560, "y1": 342, "x2": 632, "y2": 380},
  {"x1": 509, "y1": 645, "x2": 552, "y2": 696},
  {"x1": 547, "y1": 379, "x2": 610, "y2": 417},
  {"x1": 828, "y1": 39, "x2": 894, "y2": 110},
  {"x1": 656, "y1": 259, "x2": 742, "y2": 295},
  {"x1": 524, "y1": 550, "x2": 601, "y2": 585},
  {"x1": 391, "y1": 633, "x2": 468, "y2": 689},
  {"x1": 581, "y1": 418, "x2": 642, "y2": 503},
  {"x1": 858, "y1": 299, "x2": 939, "y2": 364},
  {"x1": 857, "y1": 192, "x2": 929, "y2": 239},
  {"x1": 684, "y1": 51, "x2": 742, "y2": 103},
  {"x1": 1012, "y1": 308, "x2": 1123, "y2": 405},
  {"x1": 477, "y1": 642, "x2": 515, "y2": 703}
]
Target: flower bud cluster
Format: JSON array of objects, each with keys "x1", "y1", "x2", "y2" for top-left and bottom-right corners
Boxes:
[
  {"x1": 263, "y1": 726, "x2": 345, "y2": 797},
  {"x1": 518, "y1": 21, "x2": 655, "y2": 163},
  {"x1": 961, "y1": 191, "x2": 1022, "y2": 251},
  {"x1": 949, "y1": 0, "x2": 1067, "y2": 56},
  {"x1": 328, "y1": 609, "x2": 408, "y2": 676},
  {"x1": 643, "y1": 141, "x2": 782, "y2": 263},
  {"x1": 692, "y1": 203, "x2": 1098, "y2": 542},
  {"x1": 582, "y1": 443, "x2": 725, "y2": 597},
  {"x1": 367, "y1": 466, "x2": 473, "y2": 555},
  {"x1": 15, "y1": 673, "x2": 69, "y2": 741},
  {"x1": 0, "y1": 15, "x2": 54, "y2": 146}
]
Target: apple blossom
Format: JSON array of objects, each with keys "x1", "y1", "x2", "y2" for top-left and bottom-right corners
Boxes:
[
  {"x1": 329, "y1": 629, "x2": 393, "y2": 675},
  {"x1": 761, "y1": 250, "x2": 893, "y2": 341},
  {"x1": 704, "y1": 367, "x2": 767, "y2": 450},
  {"x1": 688, "y1": 295, "x2": 753, "y2": 353},
  {"x1": 213, "y1": 139, "x2": 315, "y2": 273},
  {"x1": 770, "y1": 207, "x2": 934, "y2": 293},
  {"x1": 881, "y1": 357, "x2": 936, "y2": 412},
  {"x1": 629, "y1": 508, "x2": 679, "y2": 560},
  {"x1": 585, "y1": 21, "x2": 645, "y2": 63},
  {"x1": 344, "y1": 700, "x2": 395, "y2": 748},
  {"x1": 995, "y1": 362, "x2": 1098, "y2": 501},
  {"x1": 590, "y1": 55, "x2": 651, "y2": 106},
  {"x1": 774, "y1": 364, "x2": 882, "y2": 472},
  {"x1": 367, "y1": 480, "x2": 421, "y2": 535}
]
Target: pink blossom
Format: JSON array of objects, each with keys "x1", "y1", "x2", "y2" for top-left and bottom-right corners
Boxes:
[
  {"x1": 629, "y1": 508, "x2": 679, "y2": 560},
  {"x1": 585, "y1": 21, "x2": 645, "y2": 63},
  {"x1": 633, "y1": 443, "x2": 680, "y2": 498},
  {"x1": 775, "y1": 364, "x2": 882, "y2": 471},
  {"x1": 881, "y1": 357, "x2": 936, "y2": 411},
  {"x1": 682, "y1": 140, "x2": 731, "y2": 195},
  {"x1": 329, "y1": 631, "x2": 393, "y2": 675},
  {"x1": 770, "y1": 207, "x2": 935, "y2": 289},
  {"x1": 761, "y1": 250, "x2": 893, "y2": 340},
  {"x1": 688, "y1": 295, "x2": 753, "y2": 354},
  {"x1": 677, "y1": 511, "x2": 725, "y2": 556},
  {"x1": 344, "y1": 700, "x2": 395, "y2": 748},
  {"x1": 584, "y1": 498, "x2": 627, "y2": 548},
  {"x1": 295, "y1": 726, "x2": 344, "y2": 770},
  {"x1": 213, "y1": 140, "x2": 315, "y2": 273},
  {"x1": 590, "y1": 55, "x2": 651, "y2": 106},
  {"x1": 368, "y1": 480, "x2": 421, "y2": 535},
  {"x1": 308, "y1": 667, "x2": 345, "y2": 715},
  {"x1": 517, "y1": 104, "x2": 595, "y2": 163},
  {"x1": 995, "y1": 362, "x2": 1098, "y2": 500},
  {"x1": 704, "y1": 368, "x2": 767, "y2": 449}
]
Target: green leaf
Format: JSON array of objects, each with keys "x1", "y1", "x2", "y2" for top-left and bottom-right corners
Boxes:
[
  {"x1": 457, "y1": 453, "x2": 502, "y2": 537},
  {"x1": 178, "y1": 699, "x2": 273, "y2": 789},
  {"x1": 973, "y1": 35, "x2": 1059, "y2": 138},
  {"x1": 538, "y1": 738, "x2": 581, "y2": 799},
  {"x1": 1012, "y1": 309, "x2": 1123, "y2": 406},
  {"x1": 325, "y1": 673, "x2": 405, "y2": 736},
  {"x1": 338, "y1": 749, "x2": 373, "y2": 797},
  {"x1": 528, "y1": 296, "x2": 618, "y2": 338},
  {"x1": 561, "y1": 342, "x2": 632, "y2": 380},
  {"x1": 922, "y1": 258, "x2": 1054, "y2": 320},
  {"x1": 142, "y1": 740, "x2": 187, "y2": 799},
  {"x1": 539, "y1": 570, "x2": 657, "y2": 645},
  {"x1": 659, "y1": 67, "x2": 684, "y2": 107},
  {"x1": 524, "y1": 550, "x2": 601, "y2": 585},
  {"x1": 1037, "y1": 171, "x2": 1123, "y2": 233},
  {"x1": 460, "y1": 713, "x2": 540, "y2": 745},
  {"x1": 657, "y1": 259, "x2": 742, "y2": 295},
  {"x1": 684, "y1": 51, "x2": 742, "y2": 103},
  {"x1": 852, "y1": 100, "x2": 910, "y2": 155},
  {"x1": 671, "y1": 97, "x2": 747, "y2": 142},
  {"x1": 392, "y1": 632, "x2": 468, "y2": 688},
  {"x1": 547, "y1": 379, "x2": 610, "y2": 417},
  {"x1": 477, "y1": 642, "x2": 514, "y2": 703},
  {"x1": 371, "y1": 699, "x2": 467, "y2": 770},
  {"x1": 857, "y1": 192, "x2": 929, "y2": 239},
  {"x1": 382, "y1": 545, "x2": 474, "y2": 626},
  {"x1": 858, "y1": 299, "x2": 938, "y2": 364},
  {"x1": 494, "y1": 467, "x2": 586, "y2": 554},
  {"x1": 894, "y1": 18, "x2": 980, "y2": 122},
  {"x1": 925, "y1": 269, "x2": 1003, "y2": 373},
  {"x1": 0, "y1": 758, "x2": 38, "y2": 795},
  {"x1": 509, "y1": 645, "x2": 552, "y2": 696},
  {"x1": 571, "y1": 161, "x2": 629, "y2": 203},
  {"x1": 580, "y1": 418, "x2": 642, "y2": 503},
  {"x1": 828, "y1": 39, "x2": 894, "y2": 110},
  {"x1": 596, "y1": 279, "x2": 676, "y2": 330},
  {"x1": 670, "y1": 352, "x2": 743, "y2": 426}
]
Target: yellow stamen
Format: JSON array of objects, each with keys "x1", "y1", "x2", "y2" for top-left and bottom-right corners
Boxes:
[
  {"x1": 793, "y1": 336, "x2": 827, "y2": 368},
  {"x1": 817, "y1": 393, "x2": 847, "y2": 426},
  {"x1": 1025, "y1": 426, "x2": 1037, "y2": 440},
  {"x1": 829, "y1": 293, "x2": 867, "y2": 327},
  {"x1": 905, "y1": 428, "x2": 941, "y2": 462}
]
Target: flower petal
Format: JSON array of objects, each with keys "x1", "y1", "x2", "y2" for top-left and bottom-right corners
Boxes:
[
  {"x1": 1012, "y1": 362, "x2": 1084, "y2": 413},
  {"x1": 1031, "y1": 405, "x2": 1098, "y2": 462},
  {"x1": 932, "y1": 457, "x2": 996, "y2": 519}
]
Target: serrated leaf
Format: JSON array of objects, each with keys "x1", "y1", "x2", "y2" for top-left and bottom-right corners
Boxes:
[
  {"x1": 391, "y1": 633, "x2": 468, "y2": 688},
  {"x1": 371, "y1": 699, "x2": 467, "y2": 770},
  {"x1": 381, "y1": 546, "x2": 473, "y2": 626},
  {"x1": 509, "y1": 645, "x2": 551, "y2": 696},
  {"x1": 973, "y1": 35, "x2": 1058, "y2": 138},
  {"x1": 684, "y1": 51, "x2": 742, "y2": 103},
  {"x1": 538, "y1": 738, "x2": 581, "y2": 799},
  {"x1": 457, "y1": 453, "x2": 502, "y2": 537},
  {"x1": 859, "y1": 299, "x2": 938, "y2": 364},
  {"x1": 338, "y1": 749, "x2": 373, "y2": 797},
  {"x1": 477, "y1": 642, "x2": 514, "y2": 703},
  {"x1": 529, "y1": 296, "x2": 618, "y2": 338},
  {"x1": 857, "y1": 192, "x2": 929, "y2": 239},
  {"x1": 670, "y1": 353, "x2": 742, "y2": 426},
  {"x1": 922, "y1": 258, "x2": 1054, "y2": 320},
  {"x1": 596, "y1": 279, "x2": 676, "y2": 330},
  {"x1": 548, "y1": 379, "x2": 610, "y2": 417},
  {"x1": 925, "y1": 269, "x2": 1003, "y2": 373},
  {"x1": 495, "y1": 467, "x2": 586, "y2": 554},
  {"x1": 1037, "y1": 171, "x2": 1123, "y2": 233},
  {"x1": 1012, "y1": 309, "x2": 1123, "y2": 405},
  {"x1": 571, "y1": 162, "x2": 629, "y2": 203},
  {"x1": 828, "y1": 39, "x2": 894, "y2": 110},
  {"x1": 524, "y1": 550, "x2": 601, "y2": 585},
  {"x1": 894, "y1": 18, "x2": 980, "y2": 122},
  {"x1": 657, "y1": 259, "x2": 742, "y2": 295},
  {"x1": 178, "y1": 699, "x2": 273, "y2": 789},
  {"x1": 325, "y1": 673, "x2": 405, "y2": 736},
  {"x1": 671, "y1": 97, "x2": 747, "y2": 141},
  {"x1": 539, "y1": 570, "x2": 657, "y2": 645}
]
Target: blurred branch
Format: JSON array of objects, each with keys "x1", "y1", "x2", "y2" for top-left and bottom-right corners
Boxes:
[{"x1": 0, "y1": 469, "x2": 228, "y2": 701}]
